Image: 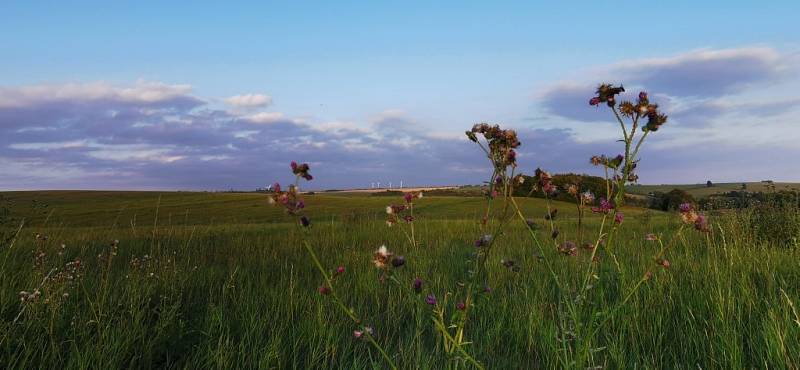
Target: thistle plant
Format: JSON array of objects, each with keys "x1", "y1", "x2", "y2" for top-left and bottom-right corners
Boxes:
[
  {"x1": 269, "y1": 161, "x2": 398, "y2": 369},
  {"x1": 276, "y1": 85, "x2": 712, "y2": 369},
  {"x1": 589, "y1": 85, "x2": 667, "y2": 205}
]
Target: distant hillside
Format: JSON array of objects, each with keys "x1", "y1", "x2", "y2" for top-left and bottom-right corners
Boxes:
[{"x1": 627, "y1": 182, "x2": 800, "y2": 199}]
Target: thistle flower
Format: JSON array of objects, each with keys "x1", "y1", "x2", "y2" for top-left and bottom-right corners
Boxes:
[
  {"x1": 391, "y1": 255, "x2": 406, "y2": 268},
  {"x1": 318, "y1": 285, "x2": 331, "y2": 295},
  {"x1": 300, "y1": 216, "x2": 311, "y2": 227},
  {"x1": 403, "y1": 192, "x2": 414, "y2": 203},
  {"x1": 592, "y1": 198, "x2": 614, "y2": 214},
  {"x1": 590, "y1": 155, "x2": 603, "y2": 166},
  {"x1": 335, "y1": 265, "x2": 345, "y2": 275},
  {"x1": 373, "y1": 245, "x2": 393, "y2": 269},
  {"x1": 567, "y1": 184, "x2": 579, "y2": 195},
  {"x1": 291, "y1": 161, "x2": 313, "y2": 180},
  {"x1": 425, "y1": 294, "x2": 437, "y2": 306},
  {"x1": 694, "y1": 214, "x2": 710, "y2": 233},
  {"x1": 614, "y1": 212, "x2": 624, "y2": 224},
  {"x1": 658, "y1": 259, "x2": 671, "y2": 268},
  {"x1": 456, "y1": 302, "x2": 466, "y2": 311},
  {"x1": 581, "y1": 191, "x2": 595, "y2": 204},
  {"x1": 413, "y1": 277, "x2": 423, "y2": 293},
  {"x1": 545, "y1": 209, "x2": 558, "y2": 220},
  {"x1": 475, "y1": 234, "x2": 492, "y2": 248},
  {"x1": 558, "y1": 241, "x2": 578, "y2": 256}
]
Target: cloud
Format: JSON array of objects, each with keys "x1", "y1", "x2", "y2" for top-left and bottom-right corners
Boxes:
[
  {"x1": 2, "y1": 68, "x2": 799, "y2": 191},
  {"x1": 538, "y1": 47, "x2": 794, "y2": 124},
  {"x1": 224, "y1": 93, "x2": 272, "y2": 108}
]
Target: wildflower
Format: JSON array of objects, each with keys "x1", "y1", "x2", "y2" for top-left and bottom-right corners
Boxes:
[
  {"x1": 354, "y1": 326, "x2": 374, "y2": 339},
  {"x1": 567, "y1": 184, "x2": 579, "y2": 195},
  {"x1": 335, "y1": 265, "x2": 345, "y2": 276},
  {"x1": 694, "y1": 214, "x2": 710, "y2": 233},
  {"x1": 300, "y1": 216, "x2": 311, "y2": 227},
  {"x1": 551, "y1": 229, "x2": 560, "y2": 239},
  {"x1": 525, "y1": 218, "x2": 537, "y2": 230},
  {"x1": 456, "y1": 302, "x2": 466, "y2": 311},
  {"x1": 403, "y1": 192, "x2": 414, "y2": 203},
  {"x1": 425, "y1": 294, "x2": 437, "y2": 306},
  {"x1": 645, "y1": 233, "x2": 658, "y2": 241},
  {"x1": 581, "y1": 191, "x2": 595, "y2": 204},
  {"x1": 679, "y1": 203, "x2": 693, "y2": 213},
  {"x1": 373, "y1": 245, "x2": 393, "y2": 268},
  {"x1": 386, "y1": 206, "x2": 394, "y2": 214},
  {"x1": 501, "y1": 259, "x2": 520, "y2": 272},
  {"x1": 590, "y1": 155, "x2": 604, "y2": 166},
  {"x1": 318, "y1": 285, "x2": 331, "y2": 295},
  {"x1": 475, "y1": 234, "x2": 492, "y2": 248},
  {"x1": 644, "y1": 271, "x2": 653, "y2": 280},
  {"x1": 591, "y1": 83, "x2": 625, "y2": 107},
  {"x1": 558, "y1": 241, "x2": 578, "y2": 256},
  {"x1": 658, "y1": 258, "x2": 671, "y2": 269},
  {"x1": 413, "y1": 277, "x2": 423, "y2": 293},
  {"x1": 272, "y1": 183, "x2": 281, "y2": 193},
  {"x1": 619, "y1": 101, "x2": 636, "y2": 117},
  {"x1": 391, "y1": 255, "x2": 406, "y2": 268},
  {"x1": 592, "y1": 198, "x2": 614, "y2": 214},
  {"x1": 403, "y1": 215, "x2": 414, "y2": 223},
  {"x1": 614, "y1": 212, "x2": 624, "y2": 224},
  {"x1": 545, "y1": 209, "x2": 558, "y2": 220},
  {"x1": 482, "y1": 285, "x2": 492, "y2": 293},
  {"x1": 291, "y1": 161, "x2": 313, "y2": 180}
]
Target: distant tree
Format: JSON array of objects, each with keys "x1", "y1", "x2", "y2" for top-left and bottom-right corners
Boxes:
[
  {"x1": 706, "y1": 180, "x2": 713, "y2": 187},
  {"x1": 649, "y1": 189, "x2": 696, "y2": 211},
  {"x1": 741, "y1": 183, "x2": 747, "y2": 190}
]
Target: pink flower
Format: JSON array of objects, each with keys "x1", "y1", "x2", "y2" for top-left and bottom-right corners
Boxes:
[
  {"x1": 614, "y1": 212, "x2": 624, "y2": 224},
  {"x1": 425, "y1": 294, "x2": 437, "y2": 305}
]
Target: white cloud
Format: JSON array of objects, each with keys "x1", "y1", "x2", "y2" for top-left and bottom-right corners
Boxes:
[
  {"x1": 244, "y1": 111, "x2": 285, "y2": 124},
  {"x1": 224, "y1": 93, "x2": 272, "y2": 108},
  {"x1": 0, "y1": 80, "x2": 197, "y2": 108}
]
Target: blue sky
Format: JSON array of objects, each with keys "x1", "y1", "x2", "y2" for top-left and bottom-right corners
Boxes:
[{"x1": 1, "y1": 1, "x2": 799, "y2": 190}]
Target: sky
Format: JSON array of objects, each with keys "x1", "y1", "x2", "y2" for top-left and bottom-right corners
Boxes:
[{"x1": 1, "y1": 1, "x2": 799, "y2": 190}]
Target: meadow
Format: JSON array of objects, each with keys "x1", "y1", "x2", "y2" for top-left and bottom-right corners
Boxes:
[{"x1": 1, "y1": 190, "x2": 799, "y2": 368}]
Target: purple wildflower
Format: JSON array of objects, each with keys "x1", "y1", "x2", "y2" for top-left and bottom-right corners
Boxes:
[
  {"x1": 425, "y1": 294, "x2": 437, "y2": 306},
  {"x1": 413, "y1": 277, "x2": 423, "y2": 293}
]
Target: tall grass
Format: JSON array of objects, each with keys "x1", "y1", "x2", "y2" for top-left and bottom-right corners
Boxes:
[{"x1": 1, "y1": 209, "x2": 798, "y2": 368}]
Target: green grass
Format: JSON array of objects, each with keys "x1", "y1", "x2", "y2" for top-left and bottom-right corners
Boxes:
[{"x1": 1, "y1": 191, "x2": 798, "y2": 368}]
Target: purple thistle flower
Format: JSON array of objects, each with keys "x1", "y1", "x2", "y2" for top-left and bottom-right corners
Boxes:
[
  {"x1": 679, "y1": 203, "x2": 693, "y2": 213},
  {"x1": 589, "y1": 97, "x2": 601, "y2": 106},
  {"x1": 290, "y1": 161, "x2": 298, "y2": 171},
  {"x1": 425, "y1": 294, "x2": 437, "y2": 306},
  {"x1": 614, "y1": 212, "x2": 624, "y2": 224},
  {"x1": 300, "y1": 216, "x2": 311, "y2": 227},
  {"x1": 404, "y1": 192, "x2": 414, "y2": 203},
  {"x1": 318, "y1": 285, "x2": 330, "y2": 295},
  {"x1": 456, "y1": 302, "x2": 466, "y2": 311},
  {"x1": 413, "y1": 277, "x2": 423, "y2": 293},
  {"x1": 272, "y1": 183, "x2": 281, "y2": 192},
  {"x1": 335, "y1": 265, "x2": 345, "y2": 275}
]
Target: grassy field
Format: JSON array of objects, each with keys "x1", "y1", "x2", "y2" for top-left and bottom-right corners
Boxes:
[{"x1": 1, "y1": 191, "x2": 799, "y2": 368}]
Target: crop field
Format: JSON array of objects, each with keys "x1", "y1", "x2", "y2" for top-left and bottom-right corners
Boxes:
[{"x1": 1, "y1": 190, "x2": 798, "y2": 368}]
